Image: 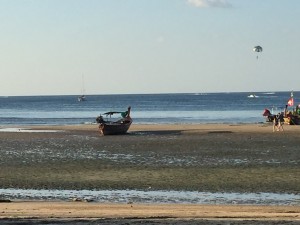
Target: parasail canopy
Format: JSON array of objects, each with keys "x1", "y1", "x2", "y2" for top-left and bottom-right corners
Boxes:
[
  {"x1": 253, "y1": 46, "x2": 263, "y2": 59},
  {"x1": 253, "y1": 46, "x2": 263, "y2": 52}
]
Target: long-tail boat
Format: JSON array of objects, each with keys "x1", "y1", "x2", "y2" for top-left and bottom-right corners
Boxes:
[{"x1": 96, "y1": 106, "x2": 132, "y2": 135}]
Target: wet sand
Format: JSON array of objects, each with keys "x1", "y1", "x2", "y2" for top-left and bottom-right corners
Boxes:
[
  {"x1": 0, "y1": 123, "x2": 299, "y2": 192},
  {"x1": 0, "y1": 123, "x2": 300, "y2": 224}
]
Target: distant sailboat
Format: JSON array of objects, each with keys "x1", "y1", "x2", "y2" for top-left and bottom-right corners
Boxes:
[
  {"x1": 78, "y1": 74, "x2": 86, "y2": 102},
  {"x1": 78, "y1": 95, "x2": 86, "y2": 102}
]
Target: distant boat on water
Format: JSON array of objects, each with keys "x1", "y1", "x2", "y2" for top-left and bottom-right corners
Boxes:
[
  {"x1": 78, "y1": 74, "x2": 86, "y2": 102},
  {"x1": 248, "y1": 94, "x2": 259, "y2": 98},
  {"x1": 78, "y1": 95, "x2": 86, "y2": 102}
]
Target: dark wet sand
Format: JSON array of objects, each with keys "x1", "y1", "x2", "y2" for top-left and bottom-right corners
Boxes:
[
  {"x1": 0, "y1": 123, "x2": 300, "y2": 224},
  {"x1": 0, "y1": 123, "x2": 299, "y2": 192}
]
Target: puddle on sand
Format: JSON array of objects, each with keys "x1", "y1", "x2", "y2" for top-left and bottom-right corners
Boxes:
[
  {"x1": 0, "y1": 128, "x2": 61, "y2": 133},
  {"x1": 0, "y1": 189, "x2": 299, "y2": 205}
]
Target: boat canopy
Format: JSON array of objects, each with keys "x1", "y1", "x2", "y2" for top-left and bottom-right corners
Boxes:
[{"x1": 103, "y1": 111, "x2": 124, "y2": 116}]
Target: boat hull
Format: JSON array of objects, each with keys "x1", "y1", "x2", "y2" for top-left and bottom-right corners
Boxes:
[
  {"x1": 284, "y1": 115, "x2": 300, "y2": 125},
  {"x1": 99, "y1": 120, "x2": 132, "y2": 135},
  {"x1": 78, "y1": 95, "x2": 86, "y2": 102}
]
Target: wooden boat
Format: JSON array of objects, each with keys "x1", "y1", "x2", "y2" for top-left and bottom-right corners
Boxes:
[
  {"x1": 96, "y1": 107, "x2": 132, "y2": 135},
  {"x1": 284, "y1": 113, "x2": 300, "y2": 125},
  {"x1": 262, "y1": 108, "x2": 276, "y2": 122}
]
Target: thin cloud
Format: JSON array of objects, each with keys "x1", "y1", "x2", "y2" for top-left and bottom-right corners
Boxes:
[{"x1": 187, "y1": 0, "x2": 232, "y2": 8}]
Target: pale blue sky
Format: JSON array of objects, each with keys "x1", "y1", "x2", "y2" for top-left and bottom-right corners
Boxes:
[{"x1": 0, "y1": 0, "x2": 299, "y2": 96}]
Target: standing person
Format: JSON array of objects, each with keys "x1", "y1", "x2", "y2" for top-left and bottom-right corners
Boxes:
[
  {"x1": 277, "y1": 112, "x2": 284, "y2": 131},
  {"x1": 273, "y1": 114, "x2": 279, "y2": 132},
  {"x1": 273, "y1": 113, "x2": 284, "y2": 132}
]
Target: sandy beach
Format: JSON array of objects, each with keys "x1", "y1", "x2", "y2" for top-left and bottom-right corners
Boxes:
[
  {"x1": 0, "y1": 123, "x2": 300, "y2": 224},
  {"x1": 0, "y1": 202, "x2": 300, "y2": 224}
]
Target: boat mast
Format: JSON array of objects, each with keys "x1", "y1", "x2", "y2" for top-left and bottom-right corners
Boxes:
[
  {"x1": 81, "y1": 74, "x2": 85, "y2": 96},
  {"x1": 78, "y1": 74, "x2": 86, "y2": 101}
]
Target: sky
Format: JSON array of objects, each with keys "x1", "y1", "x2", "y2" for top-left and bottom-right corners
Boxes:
[{"x1": 0, "y1": 0, "x2": 300, "y2": 96}]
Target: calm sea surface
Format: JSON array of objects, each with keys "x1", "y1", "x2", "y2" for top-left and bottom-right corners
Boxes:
[{"x1": 0, "y1": 92, "x2": 297, "y2": 125}]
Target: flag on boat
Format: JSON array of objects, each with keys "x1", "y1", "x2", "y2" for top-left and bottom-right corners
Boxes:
[{"x1": 287, "y1": 98, "x2": 294, "y2": 106}]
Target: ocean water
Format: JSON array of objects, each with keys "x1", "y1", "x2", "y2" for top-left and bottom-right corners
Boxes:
[{"x1": 0, "y1": 92, "x2": 297, "y2": 125}]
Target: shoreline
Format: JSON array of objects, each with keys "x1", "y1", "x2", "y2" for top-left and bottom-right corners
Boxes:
[
  {"x1": 1, "y1": 122, "x2": 298, "y2": 132},
  {"x1": 1, "y1": 188, "x2": 298, "y2": 205}
]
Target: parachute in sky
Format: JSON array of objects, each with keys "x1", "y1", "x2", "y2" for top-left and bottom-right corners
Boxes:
[{"x1": 253, "y1": 46, "x2": 263, "y2": 59}]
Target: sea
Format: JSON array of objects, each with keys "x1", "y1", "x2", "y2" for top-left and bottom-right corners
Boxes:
[{"x1": 0, "y1": 91, "x2": 297, "y2": 126}]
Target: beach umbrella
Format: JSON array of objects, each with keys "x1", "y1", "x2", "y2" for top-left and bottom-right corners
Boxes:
[{"x1": 253, "y1": 46, "x2": 263, "y2": 59}]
